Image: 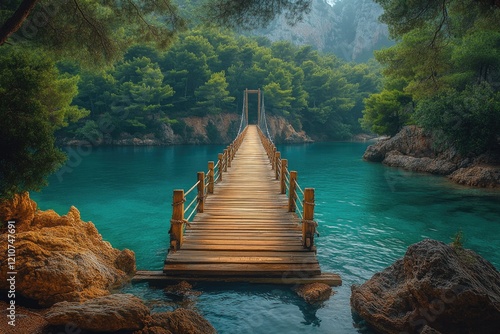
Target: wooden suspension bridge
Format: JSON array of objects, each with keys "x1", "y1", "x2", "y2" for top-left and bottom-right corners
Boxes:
[{"x1": 134, "y1": 89, "x2": 341, "y2": 286}]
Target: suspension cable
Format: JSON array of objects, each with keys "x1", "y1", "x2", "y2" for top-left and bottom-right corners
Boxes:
[{"x1": 238, "y1": 91, "x2": 247, "y2": 135}]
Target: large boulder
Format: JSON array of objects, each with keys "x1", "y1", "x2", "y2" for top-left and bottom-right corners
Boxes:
[
  {"x1": 0, "y1": 193, "x2": 136, "y2": 306},
  {"x1": 136, "y1": 308, "x2": 217, "y2": 334},
  {"x1": 351, "y1": 239, "x2": 500, "y2": 334},
  {"x1": 45, "y1": 294, "x2": 149, "y2": 332}
]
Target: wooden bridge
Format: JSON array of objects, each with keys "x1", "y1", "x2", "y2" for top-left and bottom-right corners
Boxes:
[{"x1": 134, "y1": 90, "x2": 341, "y2": 286}]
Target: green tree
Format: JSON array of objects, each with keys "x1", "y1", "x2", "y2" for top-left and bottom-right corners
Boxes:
[
  {"x1": 0, "y1": 0, "x2": 185, "y2": 62},
  {"x1": 361, "y1": 89, "x2": 413, "y2": 136},
  {"x1": 195, "y1": 71, "x2": 235, "y2": 114},
  {"x1": 0, "y1": 47, "x2": 88, "y2": 198},
  {"x1": 416, "y1": 84, "x2": 500, "y2": 154}
]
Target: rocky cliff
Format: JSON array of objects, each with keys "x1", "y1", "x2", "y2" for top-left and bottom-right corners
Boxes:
[
  {"x1": 250, "y1": 0, "x2": 392, "y2": 62},
  {"x1": 363, "y1": 126, "x2": 500, "y2": 188}
]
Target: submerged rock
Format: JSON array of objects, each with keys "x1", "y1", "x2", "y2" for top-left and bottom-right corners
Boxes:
[
  {"x1": 0, "y1": 193, "x2": 136, "y2": 306},
  {"x1": 164, "y1": 281, "x2": 202, "y2": 298},
  {"x1": 294, "y1": 283, "x2": 333, "y2": 304},
  {"x1": 136, "y1": 309, "x2": 217, "y2": 334},
  {"x1": 363, "y1": 126, "x2": 500, "y2": 188},
  {"x1": 45, "y1": 294, "x2": 149, "y2": 332},
  {"x1": 351, "y1": 239, "x2": 500, "y2": 334}
]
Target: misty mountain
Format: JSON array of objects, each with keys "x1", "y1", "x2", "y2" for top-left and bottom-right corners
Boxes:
[{"x1": 247, "y1": 0, "x2": 393, "y2": 62}]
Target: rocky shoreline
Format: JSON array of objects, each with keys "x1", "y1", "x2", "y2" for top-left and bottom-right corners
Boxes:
[
  {"x1": 59, "y1": 114, "x2": 313, "y2": 147},
  {"x1": 363, "y1": 126, "x2": 500, "y2": 188}
]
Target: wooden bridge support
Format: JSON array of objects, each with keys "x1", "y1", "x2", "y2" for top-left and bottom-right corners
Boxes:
[
  {"x1": 197, "y1": 172, "x2": 205, "y2": 213},
  {"x1": 303, "y1": 188, "x2": 316, "y2": 251},
  {"x1": 169, "y1": 189, "x2": 185, "y2": 252},
  {"x1": 208, "y1": 161, "x2": 214, "y2": 194}
]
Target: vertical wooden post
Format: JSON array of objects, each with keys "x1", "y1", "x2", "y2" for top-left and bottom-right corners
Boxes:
[
  {"x1": 275, "y1": 152, "x2": 281, "y2": 179},
  {"x1": 281, "y1": 159, "x2": 287, "y2": 194},
  {"x1": 208, "y1": 161, "x2": 214, "y2": 194},
  {"x1": 224, "y1": 149, "x2": 228, "y2": 172},
  {"x1": 218, "y1": 153, "x2": 223, "y2": 181},
  {"x1": 302, "y1": 188, "x2": 316, "y2": 250},
  {"x1": 288, "y1": 171, "x2": 297, "y2": 212},
  {"x1": 228, "y1": 144, "x2": 233, "y2": 167},
  {"x1": 170, "y1": 189, "x2": 184, "y2": 251},
  {"x1": 197, "y1": 172, "x2": 205, "y2": 213}
]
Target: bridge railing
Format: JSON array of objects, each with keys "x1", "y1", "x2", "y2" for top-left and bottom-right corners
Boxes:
[
  {"x1": 169, "y1": 126, "x2": 248, "y2": 252},
  {"x1": 257, "y1": 126, "x2": 318, "y2": 251}
]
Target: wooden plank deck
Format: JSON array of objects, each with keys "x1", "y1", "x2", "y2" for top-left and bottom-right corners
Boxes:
[{"x1": 160, "y1": 125, "x2": 339, "y2": 284}]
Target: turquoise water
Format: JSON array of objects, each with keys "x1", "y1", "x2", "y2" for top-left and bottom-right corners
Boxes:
[{"x1": 32, "y1": 142, "x2": 500, "y2": 334}]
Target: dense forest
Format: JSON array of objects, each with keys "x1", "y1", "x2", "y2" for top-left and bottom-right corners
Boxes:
[{"x1": 57, "y1": 28, "x2": 382, "y2": 143}]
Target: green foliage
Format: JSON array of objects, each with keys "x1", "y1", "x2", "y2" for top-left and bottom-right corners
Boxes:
[
  {"x1": 416, "y1": 84, "x2": 500, "y2": 154},
  {"x1": 451, "y1": 229, "x2": 465, "y2": 250},
  {"x1": 368, "y1": 0, "x2": 500, "y2": 152},
  {"x1": 195, "y1": 71, "x2": 235, "y2": 114},
  {"x1": 1, "y1": 0, "x2": 186, "y2": 63},
  {"x1": 361, "y1": 89, "x2": 413, "y2": 136},
  {"x1": 0, "y1": 47, "x2": 87, "y2": 199}
]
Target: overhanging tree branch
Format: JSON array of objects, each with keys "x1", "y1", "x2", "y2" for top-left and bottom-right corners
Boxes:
[{"x1": 0, "y1": 0, "x2": 41, "y2": 46}]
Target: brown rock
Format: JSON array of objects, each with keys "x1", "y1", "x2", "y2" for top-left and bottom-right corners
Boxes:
[
  {"x1": 294, "y1": 283, "x2": 333, "y2": 304},
  {"x1": 0, "y1": 300, "x2": 48, "y2": 334},
  {"x1": 142, "y1": 309, "x2": 217, "y2": 334},
  {"x1": 45, "y1": 294, "x2": 150, "y2": 332},
  {"x1": 164, "y1": 281, "x2": 202, "y2": 298},
  {"x1": 449, "y1": 166, "x2": 500, "y2": 188},
  {"x1": 351, "y1": 239, "x2": 500, "y2": 334},
  {"x1": 0, "y1": 192, "x2": 37, "y2": 232},
  {"x1": 363, "y1": 126, "x2": 500, "y2": 188},
  {"x1": 0, "y1": 193, "x2": 135, "y2": 306},
  {"x1": 421, "y1": 325, "x2": 443, "y2": 334}
]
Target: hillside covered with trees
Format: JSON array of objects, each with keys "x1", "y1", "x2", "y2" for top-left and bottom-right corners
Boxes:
[{"x1": 59, "y1": 28, "x2": 382, "y2": 144}]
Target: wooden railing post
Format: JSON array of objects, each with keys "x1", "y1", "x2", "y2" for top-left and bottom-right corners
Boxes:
[
  {"x1": 208, "y1": 161, "x2": 214, "y2": 194},
  {"x1": 218, "y1": 153, "x2": 223, "y2": 181},
  {"x1": 224, "y1": 149, "x2": 228, "y2": 172},
  {"x1": 281, "y1": 159, "x2": 287, "y2": 194},
  {"x1": 228, "y1": 144, "x2": 233, "y2": 167},
  {"x1": 170, "y1": 189, "x2": 184, "y2": 251},
  {"x1": 275, "y1": 152, "x2": 281, "y2": 179},
  {"x1": 302, "y1": 188, "x2": 316, "y2": 250},
  {"x1": 288, "y1": 171, "x2": 297, "y2": 212},
  {"x1": 197, "y1": 172, "x2": 205, "y2": 213}
]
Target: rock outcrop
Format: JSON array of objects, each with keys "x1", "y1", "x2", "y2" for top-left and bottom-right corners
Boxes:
[
  {"x1": 0, "y1": 193, "x2": 136, "y2": 306},
  {"x1": 294, "y1": 283, "x2": 333, "y2": 304},
  {"x1": 268, "y1": 116, "x2": 313, "y2": 143},
  {"x1": 45, "y1": 294, "x2": 150, "y2": 332},
  {"x1": 363, "y1": 126, "x2": 500, "y2": 187},
  {"x1": 351, "y1": 239, "x2": 500, "y2": 334}
]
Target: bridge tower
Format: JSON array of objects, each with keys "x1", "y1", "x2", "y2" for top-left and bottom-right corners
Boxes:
[{"x1": 244, "y1": 88, "x2": 261, "y2": 125}]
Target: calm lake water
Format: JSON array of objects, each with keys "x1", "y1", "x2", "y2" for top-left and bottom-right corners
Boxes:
[{"x1": 32, "y1": 142, "x2": 500, "y2": 334}]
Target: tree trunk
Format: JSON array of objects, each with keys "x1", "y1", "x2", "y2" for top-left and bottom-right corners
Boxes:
[{"x1": 0, "y1": 0, "x2": 41, "y2": 46}]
